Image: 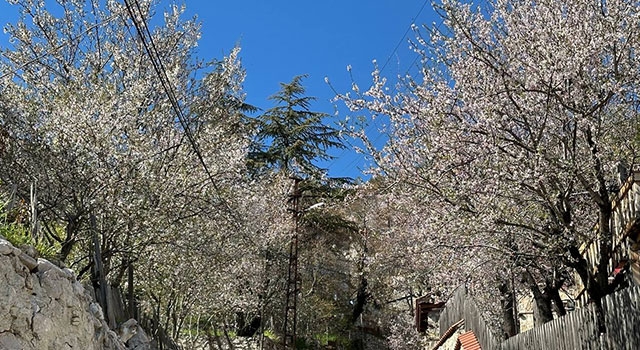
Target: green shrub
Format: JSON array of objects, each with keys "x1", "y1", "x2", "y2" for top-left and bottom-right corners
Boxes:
[
  {"x1": 0, "y1": 222, "x2": 58, "y2": 260},
  {"x1": 0, "y1": 194, "x2": 59, "y2": 260},
  {"x1": 263, "y1": 329, "x2": 280, "y2": 342}
]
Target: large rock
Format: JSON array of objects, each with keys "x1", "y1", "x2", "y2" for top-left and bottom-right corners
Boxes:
[{"x1": 0, "y1": 237, "x2": 130, "y2": 350}]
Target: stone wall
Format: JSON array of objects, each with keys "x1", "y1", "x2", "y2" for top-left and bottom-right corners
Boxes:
[{"x1": 0, "y1": 236, "x2": 147, "y2": 350}]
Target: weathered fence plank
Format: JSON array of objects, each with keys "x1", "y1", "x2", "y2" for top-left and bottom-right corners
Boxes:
[
  {"x1": 439, "y1": 287, "x2": 466, "y2": 337},
  {"x1": 602, "y1": 286, "x2": 640, "y2": 350},
  {"x1": 439, "y1": 285, "x2": 640, "y2": 350}
]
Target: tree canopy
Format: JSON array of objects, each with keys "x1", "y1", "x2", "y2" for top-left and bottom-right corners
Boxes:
[{"x1": 340, "y1": 0, "x2": 640, "y2": 341}]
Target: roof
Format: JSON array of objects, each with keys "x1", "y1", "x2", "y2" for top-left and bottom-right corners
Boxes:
[
  {"x1": 417, "y1": 301, "x2": 447, "y2": 309},
  {"x1": 456, "y1": 331, "x2": 481, "y2": 350}
]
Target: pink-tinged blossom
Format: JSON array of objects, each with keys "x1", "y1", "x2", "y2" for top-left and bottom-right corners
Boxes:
[{"x1": 338, "y1": 0, "x2": 640, "y2": 342}]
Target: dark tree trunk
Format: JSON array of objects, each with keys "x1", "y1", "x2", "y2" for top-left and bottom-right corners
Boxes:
[
  {"x1": 566, "y1": 244, "x2": 607, "y2": 332},
  {"x1": 351, "y1": 276, "x2": 368, "y2": 324},
  {"x1": 524, "y1": 270, "x2": 554, "y2": 325},
  {"x1": 578, "y1": 126, "x2": 614, "y2": 333},
  {"x1": 236, "y1": 312, "x2": 261, "y2": 337},
  {"x1": 546, "y1": 282, "x2": 566, "y2": 317},
  {"x1": 352, "y1": 238, "x2": 370, "y2": 325},
  {"x1": 596, "y1": 203, "x2": 613, "y2": 291},
  {"x1": 60, "y1": 214, "x2": 80, "y2": 262},
  {"x1": 128, "y1": 260, "x2": 135, "y2": 319},
  {"x1": 498, "y1": 281, "x2": 518, "y2": 339}
]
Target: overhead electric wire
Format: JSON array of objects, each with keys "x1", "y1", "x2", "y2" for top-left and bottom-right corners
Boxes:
[
  {"x1": 326, "y1": 1, "x2": 432, "y2": 175},
  {"x1": 122, "y1": 0, "x2": 247, "y2": 231},
  {"x1": 379, "y1": 0, "x2": 430, "y2": 74}
]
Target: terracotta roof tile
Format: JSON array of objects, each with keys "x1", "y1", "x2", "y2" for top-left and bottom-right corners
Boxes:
[{"x1": 458, "y1": 331, "x2": 481, "y2": 350}]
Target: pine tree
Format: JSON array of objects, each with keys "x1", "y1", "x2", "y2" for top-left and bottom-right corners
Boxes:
[{"x1": 249, "y1": 75, "x2": 344, "y2": 179}]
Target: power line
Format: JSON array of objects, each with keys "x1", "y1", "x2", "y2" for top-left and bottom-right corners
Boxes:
[
  {"x1": 122, "y1": 0, "x2": 246, "y2": 230},
  {"x1": 330, "y1": 1, "x2": 438, "y2": 176},
  {"x1": 379, "y1": 0, "x2": 430, "y2": 74},
  {"x1": 321, "y1": 2, "x2": 434, "y2": 177}
]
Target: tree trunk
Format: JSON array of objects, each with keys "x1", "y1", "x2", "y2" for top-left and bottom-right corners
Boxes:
[
  {"x1": 498, "y1": 281, "x2": 518, "y2": 339},
  {"x1": 580, "y1": 126, "x2": 614, "y2": 333},
  {"x1": 128, "y1": 260, "x2": 135, "y2": 319},
  {"x1": 566, "y1": 244, "x2": 606, "y2": 332},
  {"x1": 523, "y1": 270, "x2": 553, "y2": 325},
  {"x1": 546, "y1": 282, "x2": 566, "y2": 317},
  {"x1": 554, "y1": 200, "x2": 609, "y2": 332},
  {"x1": 60, "y1": 214, "x2": 80, "y2": 262},
  {"x1": 91, "y1": 215, "x2": 110, "y2": 327},
  {"x1": 351, "y1": 276, "x2": 368, "y2": 324},
  {"x1": 596, "y1": 203, "x2": 613, "y2": 291}
]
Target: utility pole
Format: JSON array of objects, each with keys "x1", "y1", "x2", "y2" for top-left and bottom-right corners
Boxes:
[{"x1": 283, "y1": 177, "x2": 302, "y2": 348}]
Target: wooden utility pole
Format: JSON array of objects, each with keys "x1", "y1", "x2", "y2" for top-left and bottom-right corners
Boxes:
[
  {"x1": 91, "y1": 214, "x2": 110, "y2": 328},
  {"x1": 283, "y1": 177, "x2": 302, "y2": 349}
]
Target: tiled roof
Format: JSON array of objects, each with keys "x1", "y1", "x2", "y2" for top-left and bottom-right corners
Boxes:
[{"x1": 457, "y1": 331, "x2": 481, "y2": 350}]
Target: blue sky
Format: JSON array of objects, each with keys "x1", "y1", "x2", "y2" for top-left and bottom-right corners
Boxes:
[{"x1": 0, "y1": 0, "x2": 439, "y2": 180}]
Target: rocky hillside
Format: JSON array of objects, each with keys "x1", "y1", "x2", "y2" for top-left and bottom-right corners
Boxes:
[{"x1": 0, "y1": 236, "x2": 147, "y2": 349}]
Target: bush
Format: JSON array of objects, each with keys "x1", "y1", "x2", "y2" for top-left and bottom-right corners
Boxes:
[{"x1": 0, "y1": 195, "x2": 58, "y2": 260}]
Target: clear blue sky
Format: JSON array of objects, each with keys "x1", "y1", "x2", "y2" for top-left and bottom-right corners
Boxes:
[{"x1": 0, "y1": 0, "x2": 438, "y2": 180}]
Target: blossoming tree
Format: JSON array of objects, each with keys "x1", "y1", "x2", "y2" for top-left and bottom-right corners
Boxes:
[{"x1": 340, "y1": 0, "x2": 640, "y2": 337}]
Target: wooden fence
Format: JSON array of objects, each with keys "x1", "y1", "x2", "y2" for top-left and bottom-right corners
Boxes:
[
  {"x1": 581, "y1": 171, "x2": 640, "y2": 296},
  {"x1": 499, "y1": 305, "x2": 599, "y2": 350},
  {"x1": 93, "y1": 282, "x2": 181, "y2": 350},
  {"x1": 600, "y1": 285, "x2": 640, "y2": 350},
  {"x1": 438, "y1": 285, "x2": 640, "y2": 350},
  {"x1": 438, "y1": 287, "x2": 498, "y2": 350}
]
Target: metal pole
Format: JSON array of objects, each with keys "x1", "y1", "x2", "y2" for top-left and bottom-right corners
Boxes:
[{"x1": 283, "y1": 177, "x2": 302, "y2": 348}]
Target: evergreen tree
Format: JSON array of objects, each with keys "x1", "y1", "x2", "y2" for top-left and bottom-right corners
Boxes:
[{"x1": 249, "y1": 75, "x2": 344, "y2": 178}]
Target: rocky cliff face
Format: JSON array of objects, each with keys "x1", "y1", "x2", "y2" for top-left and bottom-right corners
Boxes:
[{"x1": 0, "y1": 236, "x2": 143, "y2": 350}]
